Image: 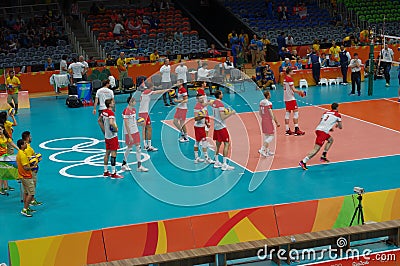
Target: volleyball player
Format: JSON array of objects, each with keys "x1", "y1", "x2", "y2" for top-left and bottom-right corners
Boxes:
[
  {"x1": 193, "y1": 93, "x2": 214, "y2": 164},
  {"x1": 299, "y1": 103, "x2": 342, "y2": 170},
  {"x1": 101, "y1": 99, "x2": 122, "y2": 178},
  {"x1": 173, "y1": 79, "x2": 189, "y2": 142},
  {"x1": 283, "y1": 67, "x2": 305, "y2": 136},
  {"x1": 121, "y1": 96, "x2": 148, "y2": 172},
  {"x1": 138, "y1": 83, "x2": 171, "y2": 151},
  {"x1": 212, "y1": 90, "x2": 235, "y2": 170},
  {"x1": 259, "y1": 91, "x2": 280, "y2": 157}
]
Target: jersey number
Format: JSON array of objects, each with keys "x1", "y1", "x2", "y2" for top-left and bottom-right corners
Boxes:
[{"x1": 323, "y1": 115, "x2": 329, "y2": 121}]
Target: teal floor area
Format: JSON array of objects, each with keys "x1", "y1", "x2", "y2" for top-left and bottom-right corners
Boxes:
[{"x1": 0, "y1": 71, "x2": 399, "y2": 264}]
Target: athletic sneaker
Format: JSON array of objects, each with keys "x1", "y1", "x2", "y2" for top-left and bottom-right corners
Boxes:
[
  {"x1": 143, "y1": 145, "x2": 149, "y2": 151},
  {"x1": 21, "y1": 209, "x2": 32, "y2": 217},
  {"x1": 137, "y1": 165, "x2": 149, "y2": 172},
  {"x1": 357, "y1": 91, "x2": 361, "y2": 96},
  {"x1": 0, "y1": 188, "x2": 5, "y2": 195},
  {"x1": 28, "y1": 207, "x2": 37, "y2": 213},
  {"x1": 221, "y1": 164, "x2": 235, "y2": 171},
  {"x1": 214, "y1": 161, "x2": 222, "y2": 168},
  {"x1": 342, "y1": 83, "x2": 348, "y2": 85},
  {"x1": 121, "y1": 164, "x2": 132, "y2": 171},
  {"x1": 194, "y1": 157, "x2": 205, "y2": 164},
  {"x1": 147, "y1": 146, "x2": 158, "y2": 152},
  {"x1": 5, "y1": 186, "x2": 14, "y2": 191},
  {"x1": 285, "y1": 129, "x2": 294, "y2": 136},
  {"x1": 258, "y1": 149, "x2": 267, "y2": 157},
  {"x1": 320, "y1": 156, "x2": 330, "y2": 163},
  {"x1": 30, "y1": 200, "x2": 43, "y2": 206},
  {"x1": 299, "y1": 161, "x2": 308, "y2": 170},
  {"x1": 398, "y1": 99, "x2": 400, "y2": 102},
  {"x1": 348, "y1": 93, "x2": 355, "y2": 96},
  {"x1": 386, "y1": 83, "x2": 390, "y2": 87},
  {"x1": 266, "y1": 150, "x2": 275, "y2": 156},
  {"x1": 179, "y1": 136, "x2": 189, "y2": 143},
  {"x1": 103, "y1": 171, "x2": 111, "y2": 177},
  {"x1": 294, "y1": 127, "x2": 305, "y2": 136},
  {"x1": 110, "y1": 173, "x2": 124, "y2": 179},
  {"x1": 205, "y1": 158, "x2": 215, "y2": 164}
]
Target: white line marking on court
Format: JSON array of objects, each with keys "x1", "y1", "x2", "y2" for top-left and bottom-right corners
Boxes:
[
  {"x1": 383, "y1": 98, "x2": 399, "y2": 103},
  {"x1": 266, "y1": 153, "x2": 400, "y2": 172}
]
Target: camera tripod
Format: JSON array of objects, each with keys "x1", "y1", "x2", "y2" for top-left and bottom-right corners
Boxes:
[{"x1": 349, "y1": 194, "x2": 365, "y2": 226}]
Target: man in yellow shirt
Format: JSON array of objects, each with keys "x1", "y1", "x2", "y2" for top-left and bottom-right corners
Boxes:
[
  {"x1": 329, "y1": 41, "x2": 340, "y2": 66},
  {"x1": 149, "y1": 50, "x2": 160, "y2": 63},
  {"x1": 5, "y1": 70, "x2": 21, "y2": 115},
  {"x1": 22, "y1": 131, "x2": 42, "y2": 206},
  {"x1": 116, "y1": 52, "x2": 128, "y2": 91},
  {"x1": 16, "y1": 139, "x2": 36, "y2": 217}
]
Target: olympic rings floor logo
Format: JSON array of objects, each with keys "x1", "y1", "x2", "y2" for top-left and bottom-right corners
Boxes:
[{"x1": 39, "y1": 137, "x2": 150, "y2": 179}]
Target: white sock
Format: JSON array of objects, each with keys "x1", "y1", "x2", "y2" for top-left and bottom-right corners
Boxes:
[
  {"x1": 303, "y1": 156, "x2": 310, "y2": 163},
  {"x1": 194, "y1": 150, "x2": 199, "y2": 159},
  {"x1": 111, "y1": 165, "x2": 116, "y2": 174},
  {"x1": 285, "y1": 124, "x2": 289, "y2": 131},
  {"x1": 143, "y1": 140, "x2": 148, "y2": 147},
  {"x1": 104, "y1": 165, "x2": 108, "y2": 172},
  {"x1": 136, "y1": 145, "x2": 141, "y2": 163},
  {"x1": 124, "y1": 147, "x2": 131, "y2": 162},
  {"x1": 223, "y1": 157, "x2": 227, "y2": 164},
  {"x1": 214, "y1": 154, "x2": 219, "y2": 162},
  {"x1": 261, "y1": 146, "x2": 266, "y2": 152},
  {"x1": 294, "y1": 124, "x2": 299, "y2": 128},
  {"x1": 204, "y1": 150, "x2": 209, "y2": 159},
  {"x1": 148, "y1": 140, "x2": 152, "y2": 147}
]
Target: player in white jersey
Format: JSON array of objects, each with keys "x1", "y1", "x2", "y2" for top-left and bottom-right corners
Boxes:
[
  {"x1": 101, "y1": 99, "x2": 122, "y2": 178},
  {"x1": 193, "y1": 93, "x2": 215, "y2": 164},
  {"x1": 283, "y1": 67, "x2": 305, "y2": 136},
  {"x1": 259, "y1": 91, "x2": 280, "y2": 157},
  {"x1": 138, "y1": 83, "x2": 171, "y2": 151},
  {"x1": 173, "y1": 79, "x2": 189, "y2": 142},
  {"x1": 93, "y1": 79, "x2": 114, "y2": 134},
  {"x1": 212, "y1": 90, "x2": 235, "y2": 171},
  {"x1": 299, "y1": 103, "x2": 342, "y2": 170},
  {"x1": 121, "y1": 96, "x2": 148, "y2": 172}
]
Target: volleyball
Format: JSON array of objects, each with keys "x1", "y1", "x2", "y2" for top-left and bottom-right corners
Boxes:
[
  {"x1": 29, "y1": 157, "x2": 38, "y2": 167},
  {"x1": 299, "y1": 91, "x2": 306, "y2": 97},
  {"x1": 224, "y1": 108, "x2": 232, "y2": 115},
  {"x1": 109, "y1": 125, "x2": 118, "y2": 132},
  {"x1": 8, "y1": 108, "x2": 15, "y2": 116},
  {"x1": 36, "y1": 153, "x2": 42, "y2": 162},
  {"x1": 197, "y1": 110, "x2": 205, "y2": 117},
  {"x1": 168, "y1": 89, "x2": 176, "y2": 98},
  {"x1": 137, "y1": 117, "x2": 145, "y2": 124}
]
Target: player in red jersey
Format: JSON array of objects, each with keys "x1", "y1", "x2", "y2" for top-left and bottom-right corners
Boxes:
[
  {"x1": 212, "y1": 90, "x2": 235, "y2": 171},
  {"x1": 283, "y1": 67, "x2": 306, "y2": 136},
  {"x1": 259, "y1": 91, "x2": 280, "y2": 157},
  {"x1": 193, "y1": 93, "x2": 215, "y2": 164},
  {"x1": 138, "y1": 83, "x2": 171, "y2": 151},
  {"x1": 121, "y1": 96, "x2": 148, "y2": 172},
  {"x1": 101, "y1": 99, "x2": 122, "y2": 178},
  {"x1": 299, "y1": 103, "x2": 343, "y2": 170},
  {"x1": 173, "y1": 79, "x2": 189, "y2": 142}
]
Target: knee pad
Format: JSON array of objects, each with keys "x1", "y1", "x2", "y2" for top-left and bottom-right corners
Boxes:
[
  {"x1": 293, "y1": 111, "x2": 299, "y2": 119},
  {"x1": 285, "y1": 111, "x2": 290, "y2": 120},
  {"x1": 110, "y1": 156, "x2": 116, "y2": 166},
  {"x1": 264, "y1": 135, "x2": 274, "y2": 143}
]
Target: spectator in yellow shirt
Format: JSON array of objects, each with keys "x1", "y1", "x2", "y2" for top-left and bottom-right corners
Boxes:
[
  {"x1": 116, "y1": 52, "x2": 128, "y2": 91},
  {"x1": 329, "y1": 41, "x2": 341, "y2": 66},
  {"x1": 0, "y1": 111, "x2": 17, "y2": 154},
  {"x1": 149, "y1": 50, "x2": 160, "y2": 63},
  {"x1": 5, "y1": 70, "x2": 21, "y2": 115}
]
